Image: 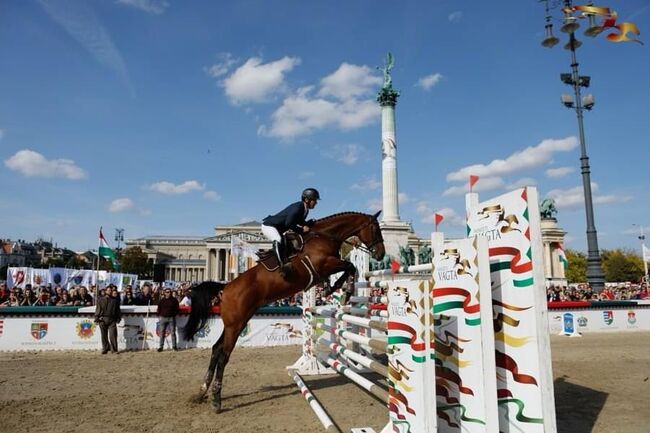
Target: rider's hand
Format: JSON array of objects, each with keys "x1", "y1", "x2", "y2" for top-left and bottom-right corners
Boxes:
[{"x1": 303, "y1": 226, "x2": 310, "y2": 233}]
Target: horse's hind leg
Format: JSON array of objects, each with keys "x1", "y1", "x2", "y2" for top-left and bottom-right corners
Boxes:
[
  {"x1": 196, "y1": 333, "x2": 225, "y2": 401},
  {"x1": 211, "y1": 325, "x2": 239, "y2": 413}
]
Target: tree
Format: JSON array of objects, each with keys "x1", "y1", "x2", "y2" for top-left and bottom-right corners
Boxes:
[
  {"x1": 601, "y1": 249, "x2": 644, "y2": 283},
  {"x1": 119, "y1": 246, "x2": 151, "y2": 277},
  {"x1": 565, "y1": 249, "x2": 587, "y2": 283}
]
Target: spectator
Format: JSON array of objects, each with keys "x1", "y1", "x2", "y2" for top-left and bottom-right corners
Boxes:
[
  {"x1": 157, "y1": 288, "x2": 179, "y2": 352},
  {"x1": 19, "y1": 287, "x2": 37, "y2": 306},
  {"x1": 0, "y1": 283, "x2": 8, "y2": 304},
  {"x1": 179, "y1": 289, "x2": 192, "y2": 307},
  {"x1": 136, "y1": 283, "x2": 154, "y2": 306},
  {"x1": 35, "y1": 288, "x2": 51, "y2": 306},
  {"x1": 56, "y1": 292, "x2": 73, "y2": 306},
  {"x1": 69, "y1": 288, "x2": 81, "y2": 306},
  {"x1": 94, "y1": 285, "x2": 121, "y2": 354},
  {"x1": 1, "y1": 292, "x2": 20, "y2": 307},
  {"x1": 122, "y1": 286, "x2": 136, "y2": 306},
  {"x1": 78, "y1": 287, "x2": 93, "y2": 306}
]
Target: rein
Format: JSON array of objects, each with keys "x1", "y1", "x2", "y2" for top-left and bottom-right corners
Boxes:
[{"x1": 308, "y1": 217, "x2": 382, "y2": 255}]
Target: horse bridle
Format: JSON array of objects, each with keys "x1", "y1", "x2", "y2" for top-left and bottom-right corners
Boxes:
[{"x1": 311, "y1": 215, "x2": 383, "y2": 256}]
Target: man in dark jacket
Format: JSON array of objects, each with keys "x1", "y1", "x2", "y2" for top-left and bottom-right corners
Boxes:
[
  {"x1": 261, "y1": 188, "x2": 320, "y2": 276},
  {"x1": 94, "y1": 285, "x2": 122, "y2": 354},
  {"x1": 157, "y1": 288, "x2": 179, "y2": 351}
]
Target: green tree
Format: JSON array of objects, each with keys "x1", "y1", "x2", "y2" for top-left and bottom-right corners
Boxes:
[
  {"x1": 565, "y1": 249, "x2": 587, "y2": 283},
  {"x1": 601, "y1": 249, "x2": 644, "y2": 283},
  {"x1": 119, "y1": 246, "x2": 151, "y2": 278},
  {"x1": 66, "y1": 255, "x2": 88, "y2": 269}
]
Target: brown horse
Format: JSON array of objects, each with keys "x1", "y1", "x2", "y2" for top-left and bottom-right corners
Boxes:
[{"x1": 183, "y1": 211, "x2": 385, "y2": 412}]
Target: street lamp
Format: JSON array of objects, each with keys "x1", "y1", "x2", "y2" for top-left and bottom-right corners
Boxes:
[
  {"x1": 540, "y1": 0, "x2": 610, "y2": 290},
  {"x1": 114, "y1": 228, "x2": 125, "y2": 251},
  {"x1": 633, "y1": 224, "x2": 649, "y2": 283}
]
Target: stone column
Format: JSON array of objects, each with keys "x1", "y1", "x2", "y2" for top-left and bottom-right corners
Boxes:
[{"x1": 379, "y1": 87, "x2": 400, "y2": 223}]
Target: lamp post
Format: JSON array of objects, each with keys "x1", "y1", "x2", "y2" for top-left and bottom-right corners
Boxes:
[
  {"x1": 114, "y1": 228, "x2": 125, "y2": 251},
  {"x1": 541, "y1": 0, "x2": 605, "y2": 291},
  {"x1": 633, "y1": 224, "x2": 649, "y2": 283}
]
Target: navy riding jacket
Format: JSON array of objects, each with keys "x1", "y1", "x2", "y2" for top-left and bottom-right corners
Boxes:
[{"x1": 263, "y1": 201, "x2": 309, "y2": 234}]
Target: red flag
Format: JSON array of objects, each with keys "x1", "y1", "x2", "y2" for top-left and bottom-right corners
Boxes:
[
  {"x1": 434, "y1": 213, "x2": 444, "y2": 232},
  {"x1": 469, "y1": 175, "x2": 479, "y2": 192},
  {"x1": 390, "y1": 259, "x2": 401, "y2": 274}
]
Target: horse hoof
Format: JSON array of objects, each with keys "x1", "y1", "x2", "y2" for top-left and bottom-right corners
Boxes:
[{"x1": 212, "y1": 403, "x2": 222, "y2": 414}]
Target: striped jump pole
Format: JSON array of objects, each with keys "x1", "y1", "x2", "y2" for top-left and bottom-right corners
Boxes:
[
  {"x1": 314, "y1": 307, "x2": 387, "y2": 332},
  {"x1": 314, "y1": 322, "x2": 388, "y2": 353},
  {"x1": 341, "y1": 305, "x2": 388, "y2": 318},
  {"x1": 322, "y1": 357, "x2": 389, "y2": 403},
  {"x1": 317, "y1": 341, "x2": 388, "y2": 377},
  {"x1": 291, "y1": 372, "x2": 340, "y2": 433}
]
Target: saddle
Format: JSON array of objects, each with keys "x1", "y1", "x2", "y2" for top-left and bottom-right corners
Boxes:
[{"x1": 257, "y1": 232, "x2": 305, "y2": 272}]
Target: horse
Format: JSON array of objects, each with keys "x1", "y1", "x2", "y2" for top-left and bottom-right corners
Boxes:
[{"x1": 183, "y1": 211, "x2": 386, "y2": 413}]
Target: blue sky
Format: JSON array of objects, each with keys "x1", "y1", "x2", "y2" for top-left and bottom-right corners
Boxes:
[{"x1": 1, "y1": 0, "x2": 649, "y2": 254}]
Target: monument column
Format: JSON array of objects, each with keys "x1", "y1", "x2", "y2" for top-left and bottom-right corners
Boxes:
[{"x1": 375, "y1": 53, "x2": 415, "y2": 261}]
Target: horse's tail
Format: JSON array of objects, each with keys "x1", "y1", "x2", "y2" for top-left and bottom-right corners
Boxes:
[{"x1": 182, "y1": 281, "x2": 225, "y2": 341}]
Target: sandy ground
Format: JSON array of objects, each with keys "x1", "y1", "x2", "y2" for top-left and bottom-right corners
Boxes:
[{"x1": 1, "y1": 332, "x2": 649, "y2": 433}]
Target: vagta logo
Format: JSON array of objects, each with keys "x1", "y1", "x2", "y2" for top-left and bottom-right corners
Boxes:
[
  {"x1": 31, "y1": 322, "x2": 48, "y2": 340},
  {"x1": 577, "y1": 316, "x2": 588, "y2": 327},
  {"x1": 76, "y1": 320, "x2": 96, "y2": 339},
  {"x1": 627, "y1": 311, "x2": 637, "y2": 325},
  {"x1": 602, "y1": 310, "x2": 614, "y2": 326}
]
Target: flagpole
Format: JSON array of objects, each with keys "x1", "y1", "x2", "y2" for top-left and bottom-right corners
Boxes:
[{"x1": 639, "y1": 225, "x2": 649, "y2": 283}]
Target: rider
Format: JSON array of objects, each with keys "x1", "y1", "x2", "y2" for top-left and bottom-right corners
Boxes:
[{"x1": 261, "y1": 188, "x2": 320, "y2": 276}]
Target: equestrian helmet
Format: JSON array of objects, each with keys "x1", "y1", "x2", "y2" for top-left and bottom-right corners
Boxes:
[{"x1": 301, "y1": 188, "x2": 321, "y2": 201}]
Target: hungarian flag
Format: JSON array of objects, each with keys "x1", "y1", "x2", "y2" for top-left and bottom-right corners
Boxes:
[
  {"x1": 99, "y1": 228, "x2": 119, "y2": 269},
  {"x1": 556, "y1": 243, "x2": 568, "y2": 269}
]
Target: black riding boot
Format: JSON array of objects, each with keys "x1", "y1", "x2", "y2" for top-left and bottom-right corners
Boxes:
[{"x1": 274, "y1": 240, "x2": 291, "y2": 277}]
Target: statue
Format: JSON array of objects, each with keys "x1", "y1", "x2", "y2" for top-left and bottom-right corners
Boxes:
[
  {"x1": 418, "y1": 245, "x2": 432, "y2": 265},
  {"x1": 377, "y1": 52, "x2": 394, "y2": 89},
  {"x1": 399, "y1": 245, "x2": 415, "y2": 267},
  {"x1": 540, "y1": 198, "x2": 558, "y2": 219}
]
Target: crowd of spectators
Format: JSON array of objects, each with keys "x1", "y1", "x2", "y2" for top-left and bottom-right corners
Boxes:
[
  {"x1": 0, "y1": 281, "x2": 194, "y2": 308},
  {"x1": 547, "y1": 282, "x2": 649, "y2": 302}
]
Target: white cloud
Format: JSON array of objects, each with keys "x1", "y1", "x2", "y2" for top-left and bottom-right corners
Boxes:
[
  {"x1": 261, "y1": 87, "x2": 379, "y2": 139},
  {"x1": 148, "y1": 180, "x2": 205, "y2": 194},
  {"x1": 206, "y1": 52, "x2": 237, "y2": 78},
  {"x1": 512, "y1": 177, "x2": 537, "y2": 188},
  {"x1": 39, "y1": 0, "x2": 132, "y2": 92},
  {"x1": 416, "y1": 202, "x2": 464, "y2": 226},
  {"x1": 322, "y1": 143, "x2": 364, "y2": 165},
  {"x1": 351, "y1": 177, "x2": 381, "y2": 191},
  {"x1": 546, "y1": 166, "x2": 574, "y2": 178},
  {"x1": 417, "y1": 73, "x2": 443, "y2": 91},
  {"x1": 448, "y1": 11, "x2": 463, "y2": 23},
  {"x1": 203, "y1": 191, "x2": 221, "y2": 201},
  {"x1": 443, "y1": 176, "x2": 505, "y2": 196},
  {"x1": 399, "y1": 192, "x2": 410, "y2": 204},
  {"x1": 446, "y1": 137, "x2": 578, "y2": 182},
  {"x1": 116, "y1": 0, "x2": 169, "y2": 14},
  {"x1": 108, "y1": 198, "x2": 134, "y2": 213},
  {"x1": 260, "y1": 62, "x2": 382, "y2": 139},
  {"x1": 222, "y1": 56, "x2": 300, "y2": 105},
  {"x1": 4, "y1": 149, "x2": 87, "y2": 180},
  {"x1": 622, "y1": 226, "x2": 650, "y2": 236},
  {"x1": 547, "y1": 183, "x2": 633, "y2": 209},
  {"x1": 318, "y1": 63, "x2": 382, "y2": 100}
]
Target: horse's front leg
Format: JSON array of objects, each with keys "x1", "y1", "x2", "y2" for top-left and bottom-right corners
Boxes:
[{"x1": 323, "y1": 258, "x2": 356, "y2": 297}]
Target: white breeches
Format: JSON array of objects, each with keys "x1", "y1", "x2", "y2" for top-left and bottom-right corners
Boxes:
[{"x1": 261, "y1": 224, "x2": 282, "y2": 243}]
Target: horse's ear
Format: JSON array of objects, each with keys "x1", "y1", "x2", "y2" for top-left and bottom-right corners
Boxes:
[{"x1": 372, "y1": 210, "x2": 382, "y2": 220}]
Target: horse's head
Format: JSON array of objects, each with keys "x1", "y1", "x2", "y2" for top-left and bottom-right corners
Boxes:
[{"x1": 358, "y1": 211, "x2": 385, "y2": 261}]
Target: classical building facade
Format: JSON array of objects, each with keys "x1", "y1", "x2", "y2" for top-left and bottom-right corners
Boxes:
[{"x1": 126, "y1": 221, "x2": 272, "y2": 282}]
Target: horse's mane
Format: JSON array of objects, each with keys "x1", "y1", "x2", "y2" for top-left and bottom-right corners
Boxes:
[{"x1": 314, "y1": 211, "x2": 368, "y2": 223}]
